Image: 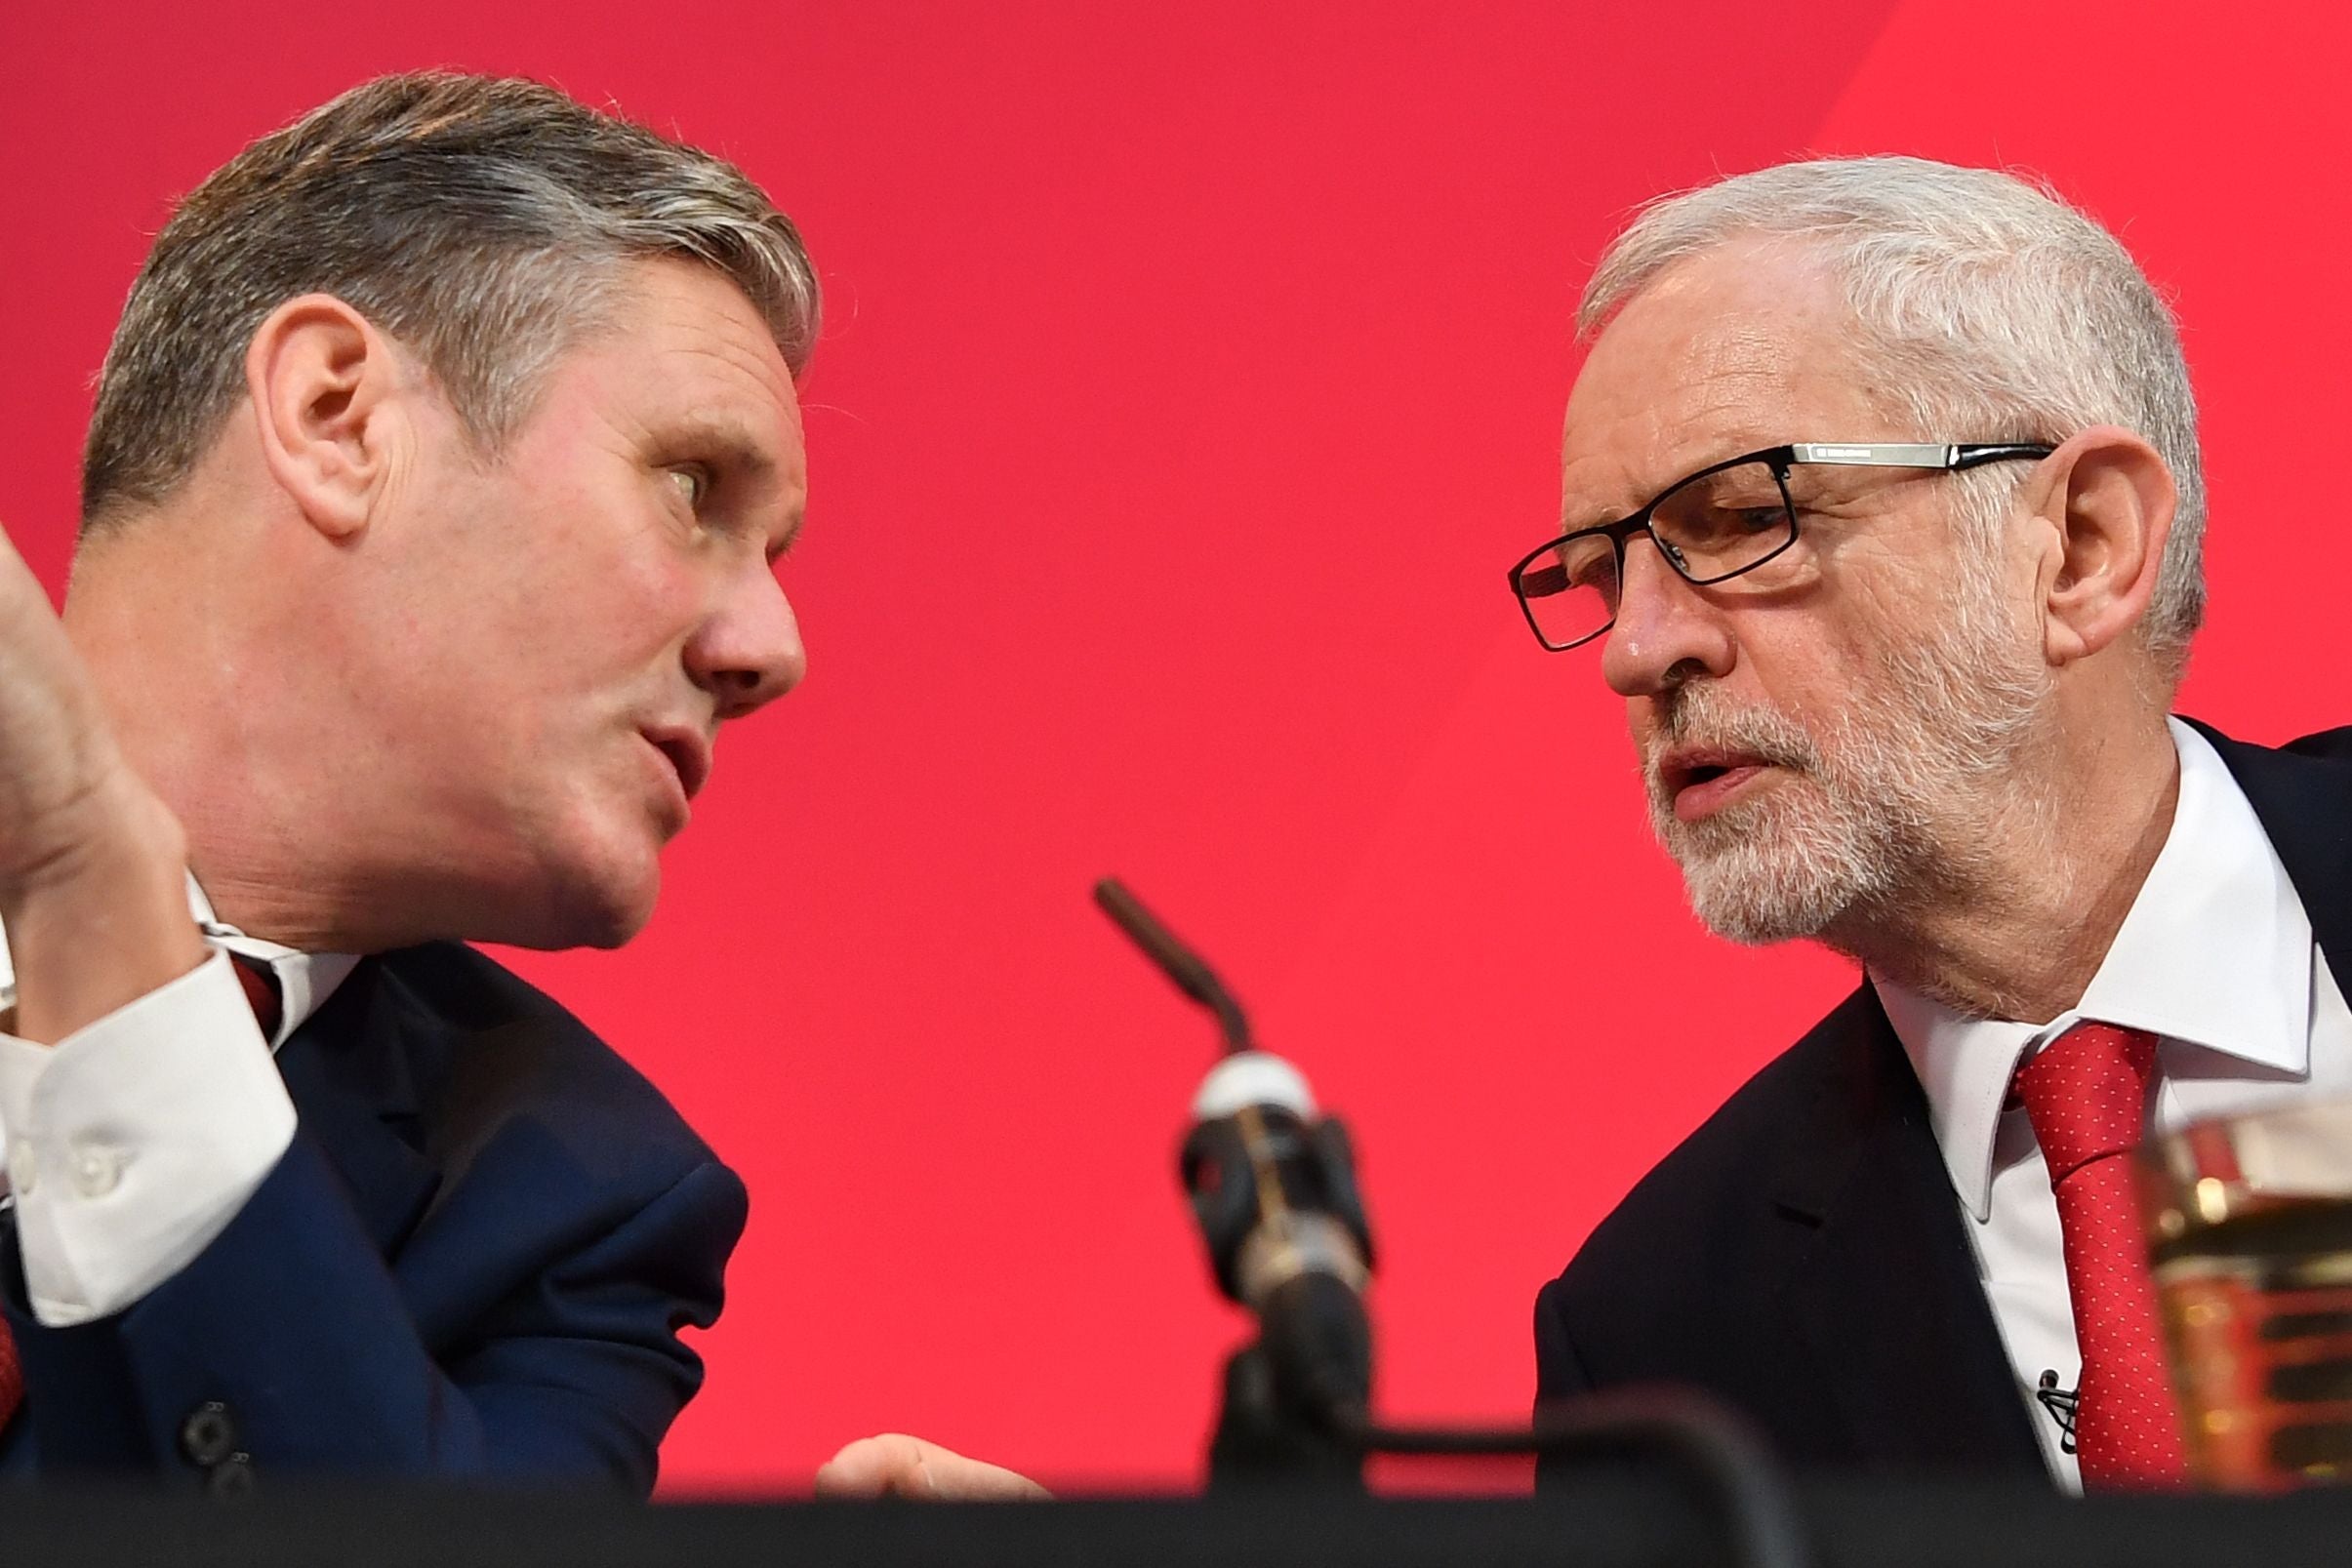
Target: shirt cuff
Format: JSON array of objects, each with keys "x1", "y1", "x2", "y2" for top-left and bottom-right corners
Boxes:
[{"x1": 0, "y1": 948, "x2": 297, "y2": 1326}]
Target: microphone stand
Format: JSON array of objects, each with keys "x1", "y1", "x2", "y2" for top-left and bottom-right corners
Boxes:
[{"x1": 1094, "y1": 877, "x2": 1813, "y2": 1568}]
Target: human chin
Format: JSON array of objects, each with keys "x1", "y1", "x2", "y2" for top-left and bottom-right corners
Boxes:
[
  {"x1": 532, "y1": 842, "x2": 663, "y2": 950},
  {"x1": 506, "y1": 785, "x2": 669, "y2": 950},
  {"x1": 1651, "y1": 770, "x2": 1903, "y2": 945}
]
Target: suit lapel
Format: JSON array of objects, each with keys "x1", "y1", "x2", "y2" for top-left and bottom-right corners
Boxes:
[
  {"x1": 0, "y1": 954, "x2": 446, "y2": 1474},
  {"x1": 1769, "y1": 990, "x2": 2045, "y2": 1471},
  {"x1": 273, "y1": 956, "x2": 441, "y2": 1261}
]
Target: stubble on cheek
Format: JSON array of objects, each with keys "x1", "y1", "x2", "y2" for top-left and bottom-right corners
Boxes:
[{"x1": 1634, "y1": 687, "x2": 1907, "y2": 945}]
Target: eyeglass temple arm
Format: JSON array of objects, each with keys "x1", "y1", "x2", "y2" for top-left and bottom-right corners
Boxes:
[
  {"x1": 1787, "y1": 442, "x2": 2054, "y2": 469},
  {"x1": 1514, "y1": 441, "x2": 2054, "y2": 604}
]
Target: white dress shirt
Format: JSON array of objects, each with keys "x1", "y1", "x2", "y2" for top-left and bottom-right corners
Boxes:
[
  {"x1": 0, "y1": 878, "x2": 355, "y2": 1326},
  {"x1": 1874, "y1": 718, "x2": 2352, "y2": 1491}
]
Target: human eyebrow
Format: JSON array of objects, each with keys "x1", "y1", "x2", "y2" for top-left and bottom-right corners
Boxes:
[
  {"x1": 652, "y1": 413, "x2": 805, "y2": 561},
  {"x1": 1560, "y1": 477, "x2": 1653, "y2": 535},
  {"x1": 1561, "y1": 441, "x2": 1791, "y2": 531},
  {"x1": 1558, "y1": 470, "x2": 1633, "y2": 534},
  {"x1": 653, "y1": 412, "x2": 781, "y2": 487},
  {"x1": 1559, "y1": 458, "x2": 1691, "y2": 534}
]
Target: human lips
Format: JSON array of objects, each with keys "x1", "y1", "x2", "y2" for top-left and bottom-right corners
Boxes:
[
  {"x1": 1655, "y1": 744, "x2": 1779, "y2": 823},
  {"x1": 640, "y1": 724, "x2": 713, "y2": 805}
]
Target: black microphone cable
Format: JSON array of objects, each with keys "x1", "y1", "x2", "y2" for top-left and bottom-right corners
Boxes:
[{"x1": 1338, "y1": 1393, "x2": 1809, "y2": 1568}]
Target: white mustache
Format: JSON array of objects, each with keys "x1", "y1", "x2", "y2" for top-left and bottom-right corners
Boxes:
[{"x1": 1642, "y1": 685, "x2": 1821, "y2": 798}]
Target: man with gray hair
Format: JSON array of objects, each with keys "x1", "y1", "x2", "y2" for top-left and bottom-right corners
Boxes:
[
  {"x1": 0, "y1": 72, "x2": 814, "y2": 1489},
  {"x1": 1522, "y1": 156, "x2": 2336, "y2": 1492}
]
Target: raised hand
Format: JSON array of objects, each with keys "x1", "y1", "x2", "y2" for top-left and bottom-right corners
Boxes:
[{"x1": 0, "y1": 522, "x2": 200, "y2": 1042}]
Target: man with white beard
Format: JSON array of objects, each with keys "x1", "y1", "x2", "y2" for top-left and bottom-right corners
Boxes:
[
  {"x1": 1522, "y1": 156, "x2": 2351, "y2": 1495},
  {"x1": 822, "y1": 154, "x2": 2339, "y2": 1503}
]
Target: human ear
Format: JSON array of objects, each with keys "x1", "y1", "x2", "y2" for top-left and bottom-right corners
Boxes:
[
  {"x1": 2022, "y1": 425, "x2": 2176, "y2": 669},
  {"x1": 243, "y1": 294, "x2": 404, "y2": 541}
]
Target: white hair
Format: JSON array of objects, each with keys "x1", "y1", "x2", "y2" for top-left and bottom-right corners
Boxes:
[{"x1": 1580, "y1": 156, "x2": 2205, "y2": 668}]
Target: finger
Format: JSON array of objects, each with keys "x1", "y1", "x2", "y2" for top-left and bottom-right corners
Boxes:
[
  {"x1": 917, "y1": 1447, "x2": 1051, "y2": 1502},
  {"x1": 814, "y1": 1433, "x2": 1049, "y2": 1501},
  {"x1": 815, "y1": 1433, "x2": 939, "y2": 1499}
]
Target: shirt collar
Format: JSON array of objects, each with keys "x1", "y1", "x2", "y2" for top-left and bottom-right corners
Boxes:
[
  {"x1": 1876, "y1": 717, "x2": 2313, "y2": 1222},
  {"x1": 184, "y1": 876, "x2": 358, "y2": 1048},
  {"x1": 0, "y1": 874, "x2": 357, "y2": 1052}
]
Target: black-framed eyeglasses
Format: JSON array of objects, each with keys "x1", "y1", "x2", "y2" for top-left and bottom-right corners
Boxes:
[{"x1": 1506, "y1": 441, "x2": 2055, "y2": 653}]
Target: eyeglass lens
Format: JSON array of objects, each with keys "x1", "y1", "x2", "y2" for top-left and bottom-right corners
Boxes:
[{"x1": 1516, "y1": 459, "x2": 1796, "y2": 649}]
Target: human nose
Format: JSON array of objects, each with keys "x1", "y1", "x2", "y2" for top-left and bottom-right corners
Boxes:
[
  {"x1": 688, "y1": 560, "x2": 807, "y2": 720},
  {"x1": 1598, "y1": 533, "x2": 1735, "y2": 698}
]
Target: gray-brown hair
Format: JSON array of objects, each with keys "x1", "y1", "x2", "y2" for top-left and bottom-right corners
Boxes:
[
  {"x1": 81, "y1": 70, "x2": 820, "y2": 531},
  {"x1": 1579, "y1": 156, "x2": 2204, "y2": 668}
]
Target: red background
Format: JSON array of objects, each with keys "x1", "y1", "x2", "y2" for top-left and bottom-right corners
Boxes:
[{"x1": 4, "y1": 1, "x2": 2348, "y2": 1495}]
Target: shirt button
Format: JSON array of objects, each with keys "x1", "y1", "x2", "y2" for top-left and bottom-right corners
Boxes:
[
  {"x1": 6, "y1": 1140, "x2": 36, "y2": 1196},
  {"x1": 70, "y1": 1144, "x2": 126, "y2": 1198},
  {"x1": 206, "y1": 1453, "x2": 258, "y2": 1498},
  {"x1": 180, "y1": 1402, "x2": 239, "y2": 1467}
]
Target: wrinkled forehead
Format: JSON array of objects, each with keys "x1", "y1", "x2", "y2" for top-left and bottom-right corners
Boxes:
[{"x1": 1559, "y1": 243, "x2": 1894, "y2": 526}]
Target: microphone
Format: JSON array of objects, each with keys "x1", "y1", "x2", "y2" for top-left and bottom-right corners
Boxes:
[
  {"x1": 1092, "y1": 875, "x2": 1813, "y2": 1562},
  {"x1": 1092, "y1": 879, "x2": 1378, "y2": 1446},
  {"x1": 2035, "y1": 1370, "x2": 2080, "y2": 1455},
  {"x1": 1183, "y1": 1050, "x2": 1377, "y2": 1431}
]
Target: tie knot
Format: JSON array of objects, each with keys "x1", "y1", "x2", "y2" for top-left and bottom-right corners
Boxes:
[
  {"x1": 2012, "y1": 1020, "x2": 2160, "y2": 1182},
  {"x1": 230, "y1": 954, "x2": 283, "y2": 1042}
]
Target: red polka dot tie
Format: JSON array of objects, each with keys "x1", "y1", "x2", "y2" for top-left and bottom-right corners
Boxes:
[{"x1": 2011, "y1": 1021, "x2": 2187, "y2": 1488}]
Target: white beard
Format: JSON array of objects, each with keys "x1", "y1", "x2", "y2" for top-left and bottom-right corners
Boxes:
[{"x1": 1642, "y1": 566, "x2": 2053, "y2": 946}]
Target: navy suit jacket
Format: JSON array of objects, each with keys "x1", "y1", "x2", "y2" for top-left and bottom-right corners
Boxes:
[
  {"x1": 1534, "y1": 720, "x2": 2352, "y2": 1479},
  {"x1": 0, "y1": 942, "x2": 748, "y2": 1493}
]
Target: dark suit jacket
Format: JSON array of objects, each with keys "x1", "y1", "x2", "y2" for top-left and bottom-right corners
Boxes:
[
  {"x1": 0, "y1": 942, "x2": 748, "y2": 1493},
  {"x1": 1534, "y1": 719, "x2": 2352, "y2": 1480}
]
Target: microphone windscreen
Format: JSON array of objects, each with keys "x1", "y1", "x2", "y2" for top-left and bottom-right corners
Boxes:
[{"x1": 1193, "y1": 1051, "x2": 1318, "y2": 1121}]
